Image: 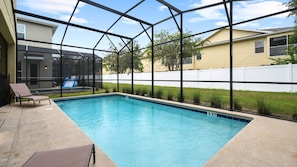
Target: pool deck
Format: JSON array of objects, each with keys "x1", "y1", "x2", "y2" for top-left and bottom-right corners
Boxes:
[{"x1": 1, "y1": 93, "x2": 297, "y2": 167}]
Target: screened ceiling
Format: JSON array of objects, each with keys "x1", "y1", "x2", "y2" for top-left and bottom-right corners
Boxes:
[
  {"x1": 15, "y1": 0, "x2": 295, "y2": 57},
  {"x1": 13, "y1": 0, "x2": 296, "y2": 109}
]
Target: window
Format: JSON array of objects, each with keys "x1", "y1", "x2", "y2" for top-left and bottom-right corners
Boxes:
[
  {"x1": 17, "y1": 62, "x2": 22, "y2": 82},
  {"x1": 196, "y1": 50, "x2": 202, "y2": 60},
  {"x1": 270, "y1": 36, "x2": 286, "y2": 46},
  {"x1": 255, "y1": 40, "x2": 264, "y2": 53},
  {"x1": 17, "y1": 24, "x2": 26, "y2": 39},
  {"x1": 183, "y1": 57, "x2": 192, "y2": 64},
  {"x1": 288, "y1": 35, "x2": 297, "y2": 46},
  {"x1": 269, "y1": 35, "x2": 297, "y2": 56}
]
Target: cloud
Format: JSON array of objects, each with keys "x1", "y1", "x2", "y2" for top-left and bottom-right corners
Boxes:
[
  {"x1": 122, "y1": 17, "x2": 138, "y2": 25},
  {"x1": 235, "y1": 21, "x2": 260, "y2": 28},
  {"x1": 188, "y1": 0, "x2": 225, "y2": 23},
  {"x1": 19, "y1": 0, "x2": 83, "y2": 14},
  {"x1": 214, "y1": 20, "x2": 260, "y2": 28},
  {"x1": 233, "y1": 1, "x2": 287, "y2": 20},
  {"x1": 215, "y1": 21, "x2": 228, "y2": 27},
  {"x1": 60, "y1": 15, "x2": 88, "y2": 24},
  {"x1": 159, "y1": 5, "x2": 167, "y2": 12},
  {"x1": 188, "y1": 0, "x2": 287, "y2": 23},
  {"x1": 19, "y1": 0, "x2": 88, "y2": 24}
]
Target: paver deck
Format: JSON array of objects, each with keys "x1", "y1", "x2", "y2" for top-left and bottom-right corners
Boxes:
[
  {"x1": 0, "y1": 100, "x2": 116, "y2": 167},
  {"x1": 0, "y1": 94, "x2": 297, "y2": 166}
]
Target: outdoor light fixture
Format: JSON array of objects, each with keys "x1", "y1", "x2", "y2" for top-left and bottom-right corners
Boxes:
[{"x1": 44, "y1": 66, "x2": 48, "y2": 70}]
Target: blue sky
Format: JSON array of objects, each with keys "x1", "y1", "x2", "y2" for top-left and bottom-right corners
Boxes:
[{"x1": 16, "y1": 0, "x2": 294, "y2": 56}]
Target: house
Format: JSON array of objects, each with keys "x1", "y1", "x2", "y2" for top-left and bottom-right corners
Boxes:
[
  {"x1": 140, "y1": 27, "x2": 296, "y2": 72},
  {"x1": 17, "y1": 17, "x2": 58, "y2": 88},
  {"x1": 0, "y1": 0, "x2": 16, "y2": 106},
  {"x1": 196, "y1": 27, "x2": 296, "y2": 69},
  {"x1": 0, "y1": 0, "x2": 16, "y2": 82}
]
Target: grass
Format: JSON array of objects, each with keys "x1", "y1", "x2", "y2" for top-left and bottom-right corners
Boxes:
[
  {"x1": 256, "y1": 98, "x2": 271, "y2": 115},
  {"x1": 49, "y1": 82, "x2": 297, "y2": 120},
  {"x1": 193, "y1": 92, "x2": 201, "y2": 105},
  {"x1": 167, "y1": 92, "x2": 173, "y2": 100},
  {"x1": 209, "y1": 94, "x2": 223, "y2": 108},
  {"x1": 233, "y1": 98, "x2": 242, "y2": 111},
  {"x1": 49, "y1": 90, "x2": 105, "y2": 98},
  {"x1": 104, "y1": 82, "x2": 297, "y2": 117},
  {"x1": 155, "y1": 89, "x2": 163, "y2": 99}
]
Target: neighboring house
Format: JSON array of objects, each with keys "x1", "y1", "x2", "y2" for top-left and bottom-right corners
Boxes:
[
  {"x1": 16, "y1": 17, "x2": 57, "y2": 88},
  {"x1": 196, "y1": 27, "x2": 296, "y2": 69},
  {"x1": 139, "y1": 27, "x2": 296, "y2": 73}
]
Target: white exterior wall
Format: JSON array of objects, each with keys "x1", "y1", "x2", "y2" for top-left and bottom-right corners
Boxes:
[{"x1": 103, "y1": 64, "x2": 297, "y2": 92}]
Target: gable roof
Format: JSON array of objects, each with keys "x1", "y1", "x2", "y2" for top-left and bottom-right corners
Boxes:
[
  {"x1": 261, "y1": 27, "x2": 295, "y2": 32},
  {"x1": 202, "y1": 27, "x2": 294, "y2": 47}
]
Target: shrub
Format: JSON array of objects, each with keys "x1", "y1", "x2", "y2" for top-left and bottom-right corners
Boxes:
[
  {"x1": 178, "y1": 93, "x2": 184, "y2": 102},
  {"x1": 292, "y1": 105, "x2": 297, "y2": 120},
  {"x1": 233, "y1": 98, "x2": 242, "y2": 111},
  {"x1": 135, "y1": 88, "x2": 141, "y2": 95},
  {"x1": 210, "y1": 94, "x2": 223, "y2": 108},
  {"x1": 126, "y1": 87, "x2": 132, "y2": 94},
  {"x1": 193, "y1": 92, "x2": 201, "y2": 105},
  {"x1": 167, "y1": 92, "x2": 173, "y2": 100},
  {"x1": 256, "y1": 98, "x2": 271, "y2": 115},
  {"x1": 148, "y1": 90, "x2": 152, "y2": 97},
  {"x1": 122, "y1": 88, "x2": 126, "y2": 93},
  {"x1": 155, "y1": 89, "x2": 163, "y2": 99},
  {"x1": 293, "y1": 113, "x2": 297, "y2": 120},
  {"x1": 104, "y1": 86, "x2": 109, "y2": 93},
  {"x1": 141, "y1": 89, "x2": 147, "y2": 96},
  {"x1": 112, "y1": 87, "x2": 117, "y2": 92}
]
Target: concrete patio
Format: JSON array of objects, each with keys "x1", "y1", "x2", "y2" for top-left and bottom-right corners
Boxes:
[
  {"x1": 0, "y1": 95, "x2": 297, "y2": 166},
  {"x1": 0, "y1": 100, "x2": 116, "y2": 167}
]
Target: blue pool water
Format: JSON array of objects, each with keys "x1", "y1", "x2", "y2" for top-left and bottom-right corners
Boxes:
[{"x1": 56, "y1": 95, "x2": 249, "y2": 167}]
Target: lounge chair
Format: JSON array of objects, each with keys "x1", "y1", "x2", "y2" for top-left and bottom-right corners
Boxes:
[
  {"x1": 9, "y1": 83, "x2": 51, "y2": 106},
  {"x1": 22, "y1": 144, "x2": 96, "y2": 167}
]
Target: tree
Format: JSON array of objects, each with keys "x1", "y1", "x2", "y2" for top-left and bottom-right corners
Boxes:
[
  {"x1": 271, "y1": 1, "x2": 297, "y2": 65},
  {"x1": 146, "y1": 30, "x2": 203, "y2": 71},
  {"x1": 103, "y1": 42, "x2": 143, "y2": 74},
  {"x1": 103, "y1": 47, "x2": 118, "y2": 73},
  {"x1": 288, "y1": 0, "x2": 297, "y2": 24}
]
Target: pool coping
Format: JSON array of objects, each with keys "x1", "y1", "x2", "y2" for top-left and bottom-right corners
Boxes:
[{"x1": 1, "y1": 93, "x2": 297, "y2": 166}]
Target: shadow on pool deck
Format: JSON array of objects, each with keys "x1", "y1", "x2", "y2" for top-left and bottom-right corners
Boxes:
[{"x1": 0, "y1": 94, "x2": 297, "y2": 166}]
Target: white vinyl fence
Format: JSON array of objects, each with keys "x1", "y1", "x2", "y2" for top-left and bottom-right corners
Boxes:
[{"x1": 103, "y1": 64, "x2": 297, "y2": 93}]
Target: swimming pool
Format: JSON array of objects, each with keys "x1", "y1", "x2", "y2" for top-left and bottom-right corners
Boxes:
[{"x1": 56, "y1": 95, "x2": 249, "y2": 167}]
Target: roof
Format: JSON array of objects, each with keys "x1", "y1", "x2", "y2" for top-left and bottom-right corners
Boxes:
[
  {"x1": 17, "y1": 16, "x2": 58, "y2": 35},
  {"x1": 261, "y1": 27, "x2": 295, "y2": 32},
  {"x1": 203, "y1": 26, "x2": 295, "y2": 47},
  {"x1": 18, "y1": 45, "x2": 101, "y2": 59}
]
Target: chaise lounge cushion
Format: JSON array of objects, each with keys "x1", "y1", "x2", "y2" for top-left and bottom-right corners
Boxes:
[
  {"x1": 22, "y1": 144, "x2": 95, "y2": 167},
  {"x1": 9, "y1": 83, "x2": 51, "y2": 106}
]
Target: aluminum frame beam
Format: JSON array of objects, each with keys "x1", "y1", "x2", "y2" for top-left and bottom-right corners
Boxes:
[
  {"x1": 15, "y1": 10, "x2": 131, "y2": 40},
  {"x1": 80, "y1": 0, "x2": 152, "y2": 26}
]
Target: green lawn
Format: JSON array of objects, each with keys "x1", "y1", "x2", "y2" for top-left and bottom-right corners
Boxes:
[
  {"x1": 49, "y1": 89, "x2": 105, "y2": 98},
  {"x1": 102, "y1": 82, "x2": 297, "y2": 119},
  {"x1": 49, "y1": 83, "x2": 297, "y2": 120}
]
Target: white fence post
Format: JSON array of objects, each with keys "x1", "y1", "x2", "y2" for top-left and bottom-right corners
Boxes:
[{"x1": 288, "y1": 63, "x2": 293, "y2": 92}]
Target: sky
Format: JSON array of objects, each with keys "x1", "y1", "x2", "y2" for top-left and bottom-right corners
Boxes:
[{"x1": 16, "y1": 0, "x2": 294, "y2": 56}]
